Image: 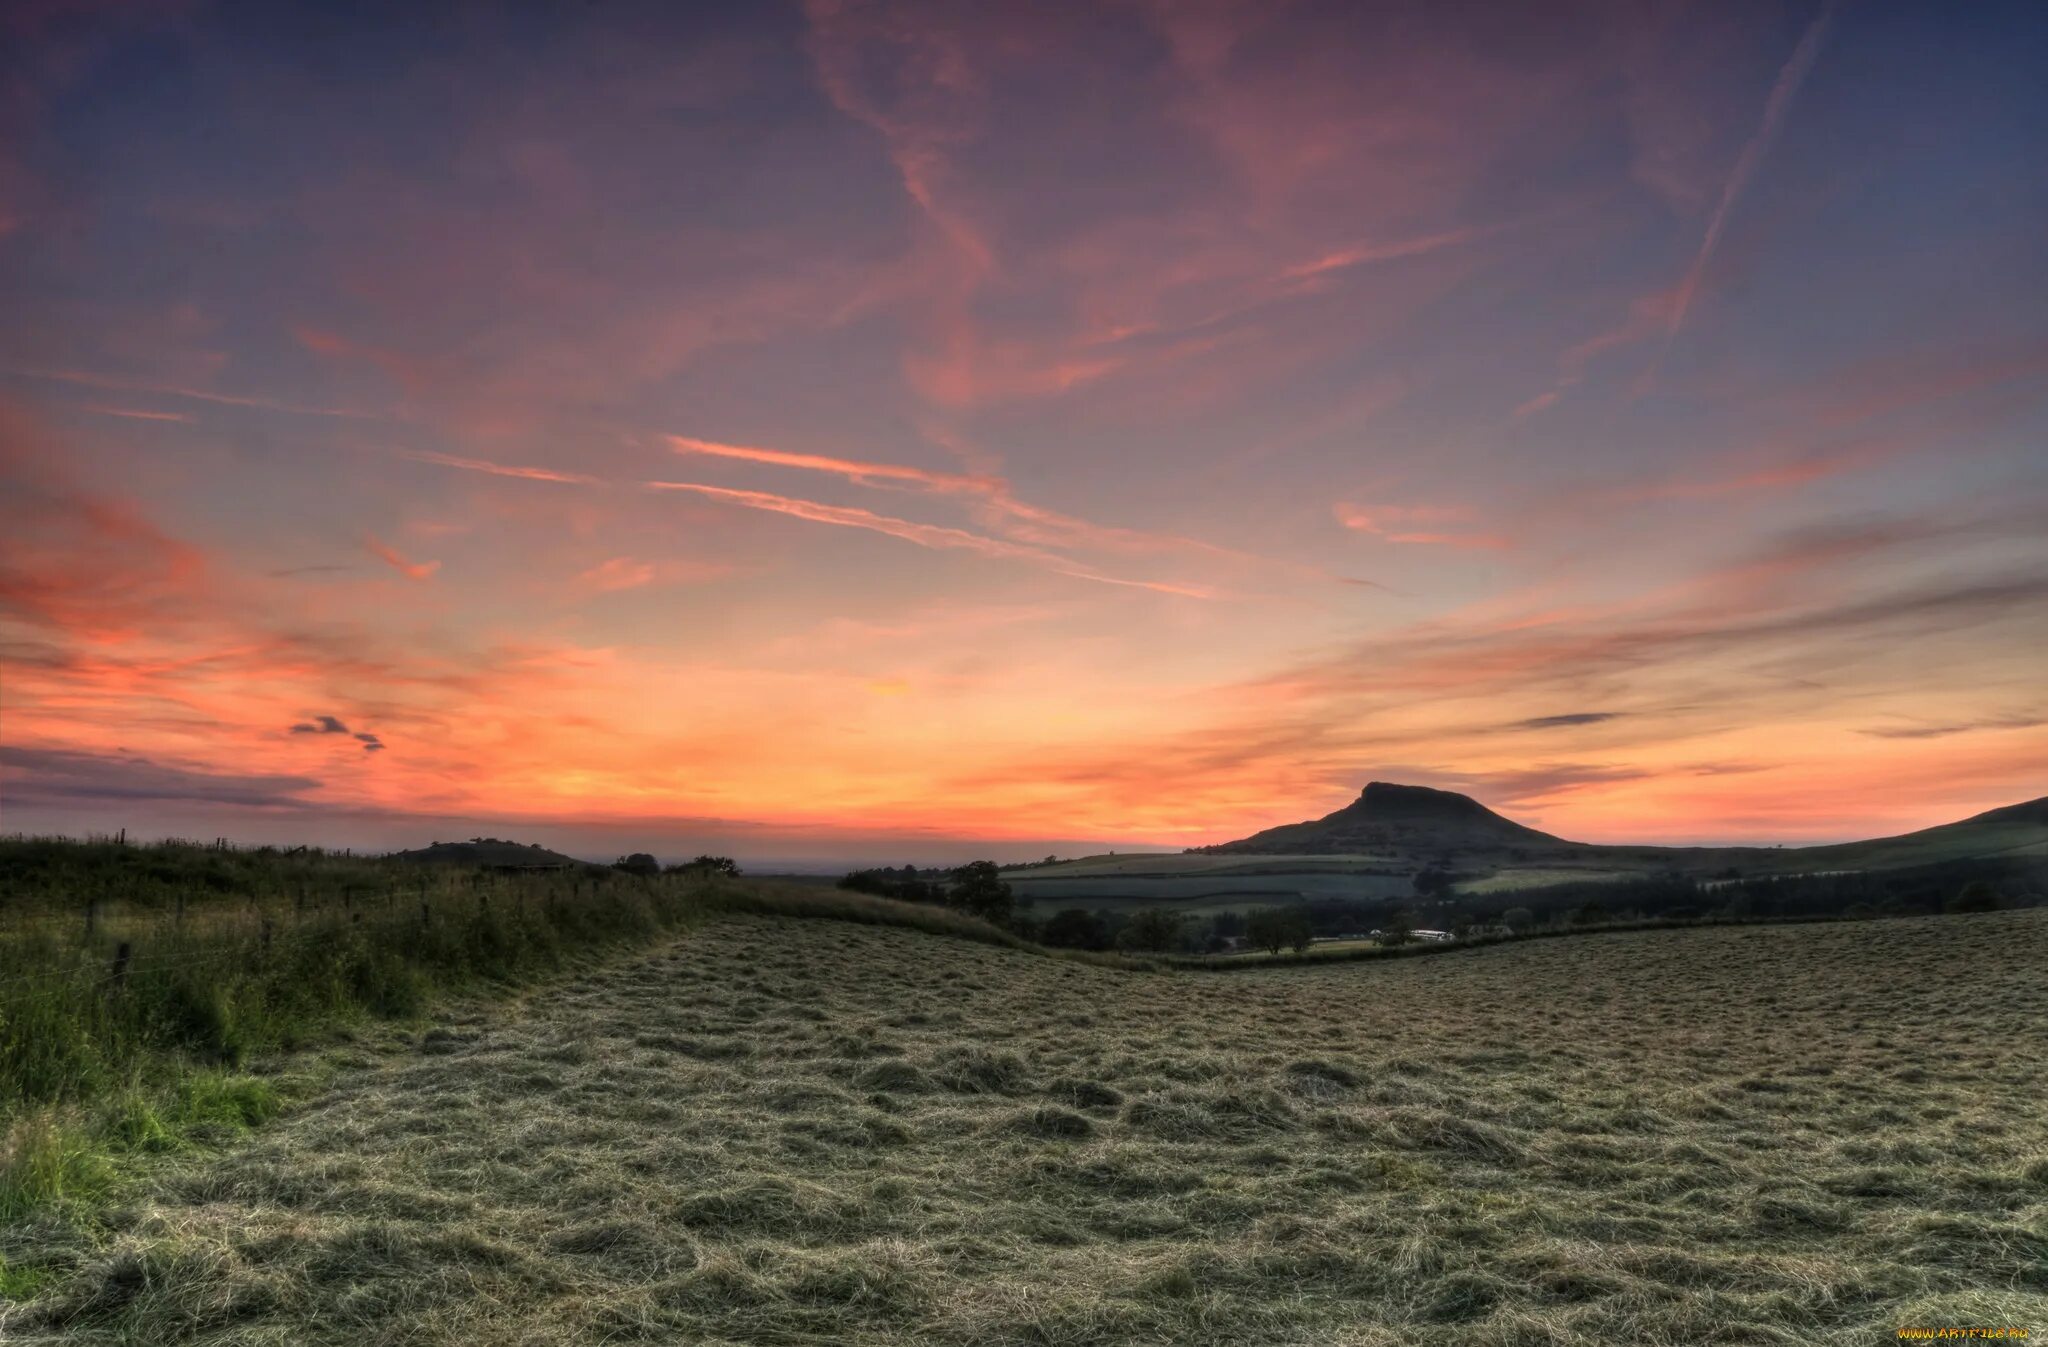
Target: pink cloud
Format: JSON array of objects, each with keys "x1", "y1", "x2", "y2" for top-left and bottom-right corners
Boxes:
[
  {"x1": 1335, "y1": 502, "x2": 1508, "y2": 550},
  {"x1": 364, "y1": 535, "x2": 439, "y2": 581}
]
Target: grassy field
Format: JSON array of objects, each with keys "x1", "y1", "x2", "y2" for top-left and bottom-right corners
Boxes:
[{"x1": 3, "y1": 903, "x2": 2041, "y2": 1344}]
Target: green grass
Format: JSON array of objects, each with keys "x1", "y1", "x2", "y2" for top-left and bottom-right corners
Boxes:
[
  {"x1": 0, "y1": 839, "x2": 728, "y2": 1222},
  {"x1": 3, "y1": 902, "x2": 2043, "y2": 1343}
]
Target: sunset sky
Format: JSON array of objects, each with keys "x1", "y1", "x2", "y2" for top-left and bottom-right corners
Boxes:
[{"x1": 3, "y1": 1, "x2": 2045, "y2": 864}]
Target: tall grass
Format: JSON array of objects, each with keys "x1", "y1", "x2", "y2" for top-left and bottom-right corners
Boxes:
[{"x1": 0, "y1": 839, "x2": 711, "y2": 1218}]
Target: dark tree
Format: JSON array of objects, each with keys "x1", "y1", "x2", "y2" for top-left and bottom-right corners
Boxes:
[
  {"x1": 1042, "y1": 907, "x2": 1108, "y2": 950},
  {"x1": 1377, "y1": 908, "x2": 1414, "y2": 947},
  {"x1": 1413, "y1": 866, "x2": 1454, "y2": 898},
  {"x1": 947, "y1": 860, "x2": 1014, "y2": 925},
  {"x1": 613, "y1": 853, "x2": 660, "y2": 877},
  {"x1": 668, "y1": 854, "x2": 740, "y2": 878},
  {"x1": 1245, "y1": 906, "x2": 1314, "y2": 955},
  {"x1": 1116, "y1": 907, "x2": 1181, "y2": 953}
]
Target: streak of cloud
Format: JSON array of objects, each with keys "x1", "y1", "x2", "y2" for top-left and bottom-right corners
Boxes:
[
  {"x1": 1657, "y1": 3, "x2": 1840, "y2": 357},
  {"x1": 1335, "y1": 502, "x2": 1509, "y2": 550},
  {"x1": 1859, "y1": 714, "x2": 2044, "y2": 740},
  {"x1": 643, "y1": 480, "x2": 1217, "y2": 599},
  {"x1": 4, "y1": 367, "x2": 377, "y2": 419},
  {"x1": 666, "y1": 435, "x2": 993, "y2": 495},
  {"x1": 80, "y1": 406, "x2": 190, "y2": 422},
  {"x1": 1515, "y1": 713, "x2": 1624, "y2": 730},
  {"x1": 402, "y1": 450, "x2": 601, "y2": 486},
  {"x1": 364, "y1": 535, "x2": 439, "y2": 580}
]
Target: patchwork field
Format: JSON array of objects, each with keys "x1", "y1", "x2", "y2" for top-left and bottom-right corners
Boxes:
[{"x1": 5, "y1": 908, "x2": 2045, "y2": 1345}]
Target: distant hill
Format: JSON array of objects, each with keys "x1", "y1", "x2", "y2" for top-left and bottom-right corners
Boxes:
[
  {"x1": 1210, "y1": 782, "x2": 1572, "y2": 858},
  {"x1": 389, "y1": 839, "x2": 584, "y2": 868}
]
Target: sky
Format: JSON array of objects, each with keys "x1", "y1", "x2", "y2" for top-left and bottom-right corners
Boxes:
[{"x1": 2, "y1": 0, "x2": 2045, "y2": 866}]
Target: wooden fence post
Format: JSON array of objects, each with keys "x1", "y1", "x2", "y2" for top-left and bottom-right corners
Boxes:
[{"x1": 110, "y1": 942, "x2": 132, "y2": 992}]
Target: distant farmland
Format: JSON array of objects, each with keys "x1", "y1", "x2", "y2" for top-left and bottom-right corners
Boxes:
[{"x1": 1007, "y1": 857, "x2": 1416, "y2": 907}]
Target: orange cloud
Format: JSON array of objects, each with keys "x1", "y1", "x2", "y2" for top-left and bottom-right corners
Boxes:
[{"x1": 665, "y1": 434, "x2": 994, "y2": 495}]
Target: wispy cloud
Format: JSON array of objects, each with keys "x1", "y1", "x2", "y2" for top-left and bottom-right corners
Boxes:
[
  {"x1": 643, "y1": 480, "x2": 1217, "y2": 598},
  {"x1": 1656, "y1": 2, "x2": 1839, "y2": 357},
  {"x1": 0, "y1": 745, "x2": 323, "y2": 809},
  {"x1": 1280, "y1": 224, "x2": 1500, "y2": 282},
  {"x1": 1515, "y1": 712, "x2": 1624, "y2": 730},
  {"x1": 4, "y1": 367, "x2": 376, "y2": 419},
  {"x1": 577, "y1": 557, "x2": 657, "y2": 592},
  {"x1": 1334, "y1": 502, "x2": 1508, "y2": 550},
  {"x1": 1859, "y1": 714, "x2": 2043, "y2": 740},
  {"x1": 402, "y1": 450, "x2": 600, "y2": 486},
  {"x1": 80, "y1": 405, "x2": 190, "y2": 422},
  {"x1": 666, "y1": 434, "x2": 992, "y2": 496},
  {"x1": 364, "y1": 535, "x2": 439, "y2": 580}
]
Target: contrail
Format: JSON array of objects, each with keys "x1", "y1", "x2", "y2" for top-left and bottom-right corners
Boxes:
[{"x1": 1655, "y1": 2, "x2": 1841, "y2": 365}]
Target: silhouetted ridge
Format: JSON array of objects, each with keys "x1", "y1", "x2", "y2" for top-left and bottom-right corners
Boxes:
[{"x1": 1353, "y1": 782, "x2": 1504, "y2": 820}]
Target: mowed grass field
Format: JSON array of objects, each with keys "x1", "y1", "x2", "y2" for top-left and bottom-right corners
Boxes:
[{"x1": 5, "y1": 909, "x2": 2045, "y2": 1345}]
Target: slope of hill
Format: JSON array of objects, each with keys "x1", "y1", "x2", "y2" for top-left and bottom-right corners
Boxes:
[
  {"x1": 388, "y1": 838, "x2": 585, "y2": 867},
  {"x1": 1787, "y1": 795, "x2": 2048, "y2": 871}
]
